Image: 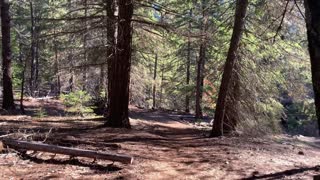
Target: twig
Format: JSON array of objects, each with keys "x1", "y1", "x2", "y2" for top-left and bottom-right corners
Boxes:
[
  {"x1": 273, "y1": 0, "x2": 290, "y2": 43},
  {"x1": 294, "y1": 0, "x2": 306, "y2": 20},
  {"x1": 42, "y1": 128, "x2": 53, "y2": 143},
  {"x1": 0, "y1": 133, "x2": 16, "y2": 139}
]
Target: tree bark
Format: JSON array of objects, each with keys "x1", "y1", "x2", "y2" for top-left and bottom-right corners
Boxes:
[
  {"x1": 159, "y1": 64, "x2": 164, "y2": 107},
  {"x1": 1, "y1": 0, "x2": 15, "y2": 110},
  {"x1": 195, "y1": 1, "x2": 208, "y2": 119},
  {"x1": 106, "y1": 0, "x2": 116, "y2": 116},
  {"x1": 211, "y1": 0, "x2": 248, "y2": 137},
  {"x1": 304, "y1": 0, "x2": 320, "y2": 135},
  {"x1": 223, "y1": 57, "x2": 241, "y2": 133},
  {"x1": 185, "y1": 9, "x2": 192, "y2": 113},
  {"x1": 195, "y1": 45, "x2": 205, "y2": 119},
  {"x1": 35, "y1": 35, "x2": 40, "y2": 93},
  {"x1": 153, "y1": 54, "x2": 158, "y2": 109},
  {"x1": 29, "y1": 1, "x2": 36, "y2": 97},
  {"x1": 20, "y1": 58, "x2": 27, "y2": 114},
  {"x1": 67, "y1": 0, "x2": 74, "y2": 93},
  {"x1": 106, "y1": 0, "x2": 133, "y2": 128},
  {"x1": 54, "y1": 26, "x2": 61, "y2": 95},
  {"x1": 82, "y1": 0, "x2": 88, "y2": 92},
  {"x1": 17, "y1": 0, "x2": 25, "y2": 112}
]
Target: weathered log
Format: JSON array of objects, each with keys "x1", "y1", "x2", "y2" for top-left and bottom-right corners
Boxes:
[
  {"x1": 2, "y1": 139, "x2": 133, "y2": 164},
  {"x1": 0, "y1": 133, "x2": 15, "y2": 139}
]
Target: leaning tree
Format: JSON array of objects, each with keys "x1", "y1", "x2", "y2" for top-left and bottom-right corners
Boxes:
[{"x1": 211, "y1": 0, "x2": 249, "y2": 137}]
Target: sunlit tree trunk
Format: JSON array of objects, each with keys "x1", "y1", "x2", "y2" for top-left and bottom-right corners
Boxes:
[
  {"x1": 211, "y1": 0, "x2": 249, "y2": 137},
  {"x1": 304, "y1": 0, "x2": 320, "y2": 135},
  {"x1": 1, "y1": 0, "x2": 15, "y2": 110}
]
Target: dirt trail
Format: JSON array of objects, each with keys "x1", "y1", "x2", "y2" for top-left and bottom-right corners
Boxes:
[
  {"x1": 0, "y1": 105, "x2": 320, "y2": 179},
  {"x1": 127, "y1": 109, "x2": 320, "y2": 179}
]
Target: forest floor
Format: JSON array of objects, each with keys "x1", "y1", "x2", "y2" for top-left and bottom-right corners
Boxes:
[{"x1": 0, "y1": 98, "x2": 320, "y2": 179}]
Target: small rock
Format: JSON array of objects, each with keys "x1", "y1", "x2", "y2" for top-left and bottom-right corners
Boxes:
[{"x1": 298, "y1": 151, "x2": 304, "y2": 155}]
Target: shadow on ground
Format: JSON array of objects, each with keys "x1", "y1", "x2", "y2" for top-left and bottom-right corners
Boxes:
[
  {"x1": 21, "y1": 153, "x2": 122, "y2": 173},
  {"x1": 243, "y1": 165, "x2": 320, "y2": 180},
  {"x1": 0, "y1": 106, "x2": 320, "y2": 179}
]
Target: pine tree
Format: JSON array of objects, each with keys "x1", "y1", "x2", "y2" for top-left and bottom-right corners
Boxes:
[
  {"x1": 211, "y1": 0, "x2": 249, "y2": 137},
  {"x1": 106, "y1": 0, "x2": 133, "y2": 128},
  {"x1": 304, "y1": 0, "x2": 320, "y2": 135},
  {"x1": 1, "y1": 0, "x2": 15, "y2": 110}
]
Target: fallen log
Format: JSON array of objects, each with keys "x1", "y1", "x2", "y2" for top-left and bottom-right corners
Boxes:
[
  {"x1": 2, "y1": 139, "x2": 133, "y2": 164},
  {"x1": 0, "y1": 133, "x2": 16, "y2": 139}
]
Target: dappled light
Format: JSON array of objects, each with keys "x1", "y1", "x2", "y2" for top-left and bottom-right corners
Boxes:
[{"x1": 0, "y1": 0, "x2": 320, "y2": 179}]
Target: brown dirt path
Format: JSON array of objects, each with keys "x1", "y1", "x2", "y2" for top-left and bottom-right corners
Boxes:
[{"x1": 0, "y1": 105, "x2": 319, "y2": 179}]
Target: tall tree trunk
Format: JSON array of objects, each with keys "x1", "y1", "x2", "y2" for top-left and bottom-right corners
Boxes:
[
  {"x1": 82, "y1": 0, "x2": 88, "y2": 91},
  {"x1": 195, "y1": 45, "x2": 205, "y2": 119},
  {"x1": 69, "y1": 71, "x2": 73, "y2": 92},
  {"x1": 17, "y1": 0, "x2": 25, "y2": 113},
  {"x1": 106, "y1": 0, "x2": 133, "y2": 128},
  {"x1": 304, "y1": 0, "x2": 320, "y2": 135},
  {"x1": 211, "y1": 0, "x2": 249, "y2": 137},
  {"x1": 223, "y1": 56, "x2": 241, "y2": 133},
  {"x1": 29, "y1": 1, "x2": 36, "y2": 97},
  {"x1": 185, "y1": 9, "x2": 192, "y2": 113},
  {"x1": 1, "y1": 0, "x2": 15, "y2": 110},
  {"x1": 19, "y1": 31, "x2": 26, "y2": 113},
  {"x1": 106, "y1": 0, "x2": 116, "y2": 116},
  {"x1": 67, "y1": 0, "x2": 74, "y2": 93},
  {"x1": 54, "y1": 26, "x2": 61, "y2": 95},
  {"x1": 35, "y1": 12, "x2": 41, "y2": 93},
  {"x1": 195, "y1": 1, "x2": 208, "y2": 119},
  {"x1": 20, "y1": 55, "x2": 27, "y2": 114},
  {"x1": 152, "y1": 54, "x2": 158, "y2": 109},
  {"x1": 158, "y1": 13, "x2": 165, "y2": 109},
  {"x1": 159, "y1": 64, "x2": 164, "y2": 107},
  {"x1": 35, "y1": 37, "x2": 40, "y2": 93}
]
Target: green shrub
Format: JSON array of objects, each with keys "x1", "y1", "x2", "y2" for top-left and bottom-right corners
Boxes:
[
  {"x1": 35, "y1": 107, "x2": 47, "y2": 118},
  {"x1": 60, "y1": 90, "x2": 93, "y2": 116}
]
